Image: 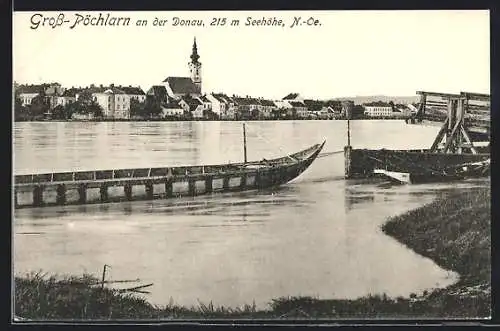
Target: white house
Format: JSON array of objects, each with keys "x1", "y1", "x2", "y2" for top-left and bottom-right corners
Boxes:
[
  {"x1": 91, "y1": 85, "x2": 131, "y2": 119},
  {"x1": 198, "y1": 95, "x2": 212, "y2": 113},
  {"x1": 363, "y1": 102, "x2": 393, "y2": 117},
  {"x1": 207, "y1": 93, "x2": 225, "y2": 116},
  {"x1": 364, "y1": 106, "x2": 393, "y2": 117},
  {"x1": 209, "y1": 93, "x2": 238, "y2": 120},
  {"x1": 19, "y1": 92, "x2": 40, "y2": 106},
  {"x1": 17, "y1": 85, "x2": 44, "y2": 106},
  {"x1": 56, "y1": 88, "x2": 78, "y2": 107},
  {"x1": 161, "y1": 102, "x2": 184, "y2": 118}
]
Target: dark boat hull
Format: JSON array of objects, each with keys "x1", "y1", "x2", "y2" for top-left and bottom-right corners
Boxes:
[
  {"x1": 345, "y1": 148, "x2": 490, "y2": 179},
  {"x1": 408, "y1": 173, "x2": 463, "y2": 184},
  {"x1": 373, "y1": 169, "x2": 464, "y2": 184},
  {"x1": 14, "y1": 141, "x2": 325, "y2": 209}
]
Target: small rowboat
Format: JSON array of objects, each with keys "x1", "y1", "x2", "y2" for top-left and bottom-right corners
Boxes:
[{"x1": 14, "y1": 124, "x2": 325, "y2": 209}]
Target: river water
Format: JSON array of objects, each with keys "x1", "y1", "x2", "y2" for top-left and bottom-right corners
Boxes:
[{"x1": 13, "y1": 120, "x2": 479, "y2": 310}]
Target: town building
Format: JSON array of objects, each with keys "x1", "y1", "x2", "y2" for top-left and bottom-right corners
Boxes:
[
  {"x1": 56, "y1": 88, "x2": 78, "y2": 107},
  {"x1": 120, "y1": 86, "x2": 146, "y2": 102},
  {"x1": 363, "y1": 101, "x2": 396, "y2": 117},
  {"x1": 88, "y1": 84, "x2": 131, "y2": 119},
  {"x1": 324, "y1": 100, "x2": 343, "y2": 119},
  {"x1": 207, "y1": 93, "x2": 237, "y2": 120},
  {"x1": 16, "y1": 83, "x2": 64, "y2": 107},
  {"x1": 207, "y1": 93, "x2": 226, "y2": 117},
  {"x1": 179, "y1": 96, "x2": 204, "y2": 119},
  {"x1": 288, "y1": 100, "x2": 309, "y2": 119},
  {"x1": 146, "y1": 85, "x2": 170, "y2": 105},
  {"x1": 161, "y1": 101, "x2": 184, "y2": 119},
  {"x1": 162, "y1": 38, "x2": 202, "y2": 99},
  {"x1": 17, "y1": 85, "x2": 44, "y2": 106},
  {"x1": 233, "y1": 96, "x2": 262, "y2": 119},
  {"x1": 317, "y1": 107, "x2": 335, "y2": 119},
  {"x1": 198, "y1": 95, "x2": 212, "y2": 113},
  {"x1": 258, "y1": 99, "x2": 277, "y2": 119},
  {"x1": 303, "y1": 99, "x2": 325, "y2": 119}
]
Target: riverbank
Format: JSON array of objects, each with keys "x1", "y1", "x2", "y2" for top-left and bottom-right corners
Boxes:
[
  {"x1": 14, "y1": 117, "x2": 409, "y2": 123},
  {"x1": 14, "y1": 186, "x2": 490, "y2": 320}
]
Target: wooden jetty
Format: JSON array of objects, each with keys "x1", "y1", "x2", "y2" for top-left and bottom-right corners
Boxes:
[
  {"x1": 14, "y1": 124, "x2": 325, "y2": 209},
  {"x1": 344, "y1": 91, "x2": 490, "y2": 179}
]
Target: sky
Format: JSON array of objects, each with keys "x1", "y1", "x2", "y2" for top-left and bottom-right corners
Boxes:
[{"x1": 13, "y1": 10, "x2": 490, "y2": 100}]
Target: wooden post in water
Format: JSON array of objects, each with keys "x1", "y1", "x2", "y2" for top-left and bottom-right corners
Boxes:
[
  {"x1": 56, "y1": 184, "x2": 66, "y2": 205},
  {"x1": 78, "y1": 184, "x2": 87, "y2": 204},
  {"x1": 347, "y1": 119, "x2": 351, "y2": 147},
  {"x1": 33, "y1": 185, "x2": 43, "y2": 207},
  {"x1": 344, "y1": 109, "x2": 353, "y2": 179},
  {"x1": 145, "y1": 181, "x2": 154, "y2": 200},
  {"x1": 243, "y1": 123, "x2": 248, "y2": 164}
]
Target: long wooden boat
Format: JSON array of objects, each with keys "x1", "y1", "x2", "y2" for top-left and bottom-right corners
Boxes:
[{"x1": 14, "y1": 125, "x2": 325, "y2": 209}]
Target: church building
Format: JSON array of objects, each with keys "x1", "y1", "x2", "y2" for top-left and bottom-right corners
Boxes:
[{"x1": 162, "y1": 38, "x2": 202, "y2": 100}]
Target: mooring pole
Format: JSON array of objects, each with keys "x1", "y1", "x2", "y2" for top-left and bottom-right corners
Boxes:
[
  {"x1": 347, "y1": 118, "x2": 351, "y2": 147},
  {"x1": 243, "y1": 123, "x2": 248, "y2": 164},
  {"x1": 101, "y1": 264, "x2": 110, "y2": 289},
  {"x1": 344, "y1": 114, "x2": 353, "y2": 179}
]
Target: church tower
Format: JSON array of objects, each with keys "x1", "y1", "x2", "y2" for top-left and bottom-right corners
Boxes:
[{"x1": 188, "y1": 37, "x2": 202, "y2": 93}]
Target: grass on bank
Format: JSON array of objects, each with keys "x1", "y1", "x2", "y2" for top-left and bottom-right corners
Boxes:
[{"x1": 14, "y1": 187, "x2": 491, "y2": 320}]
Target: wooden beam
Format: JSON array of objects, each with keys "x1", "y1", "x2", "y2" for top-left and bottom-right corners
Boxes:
[
  {"x1": 430, "y1": 118, "x2": 449, "y2": 152},
  {"x1": 460, "y1": 126, "x2": 478, "y2": 154},
  {"x1": 460, "y1": 92, "x2": 490, "y2": 101},
  {"x1": 443, "y1": 121, "x2": 462, "y2": 153},
  {"x1": 443, "y1": 99, "x2": 465, "y2": 153},
  {"x1": 416, "y1": 91, "x2": 462, "y2": 98}
]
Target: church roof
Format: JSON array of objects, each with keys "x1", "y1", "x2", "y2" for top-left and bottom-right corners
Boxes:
[
  {"x1": 163, "y1": 77, "x2": 200, "y2": 95},
  {"x1": 283, "y1": 93, "x2": 299, "y2": 100}
]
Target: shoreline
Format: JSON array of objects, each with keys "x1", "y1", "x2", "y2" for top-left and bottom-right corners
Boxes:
[{"x1": 14, "y1": 185, "x2": 490, "y2": 320}]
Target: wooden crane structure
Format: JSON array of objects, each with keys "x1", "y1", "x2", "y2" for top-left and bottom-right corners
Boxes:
[{"x1": 415, "y1": 91, "x2": 490, "y2": 154}]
